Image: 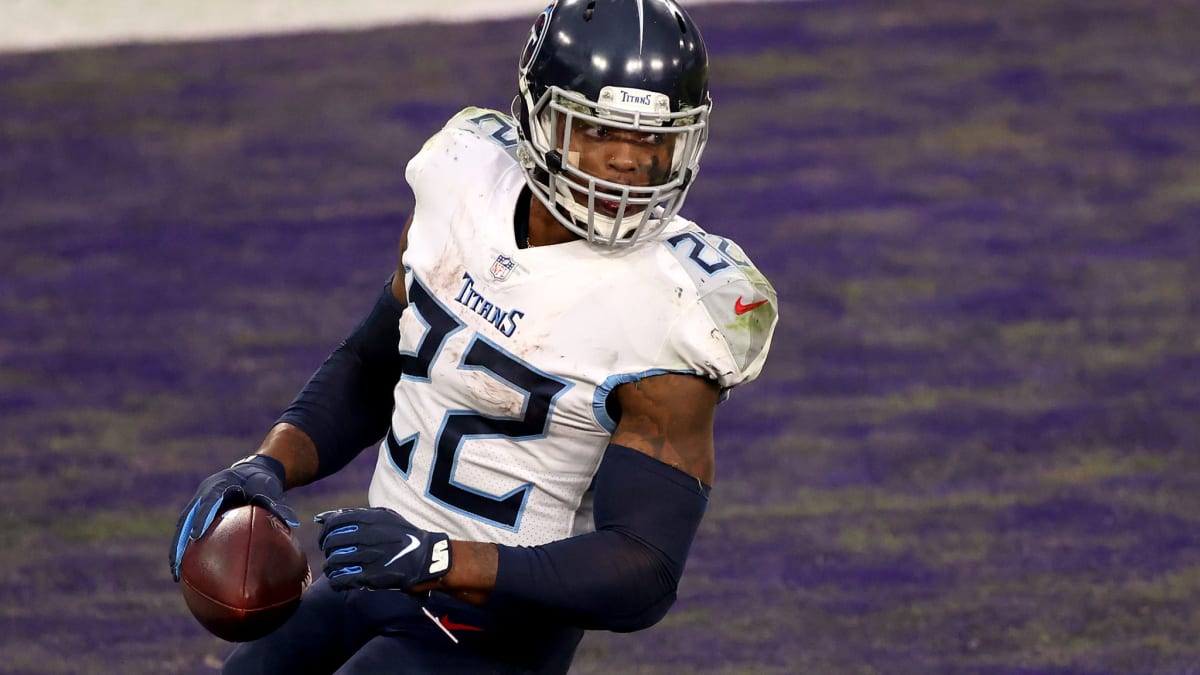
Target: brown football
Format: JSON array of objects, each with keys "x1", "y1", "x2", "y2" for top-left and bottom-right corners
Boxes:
[{"x1": 179, "y1": 504, "x2": 310, "y2": 642}]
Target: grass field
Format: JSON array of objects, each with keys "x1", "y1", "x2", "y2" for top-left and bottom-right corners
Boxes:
[{"x1": 1, "y1": 0, "x2": 1198, "y2": 672}]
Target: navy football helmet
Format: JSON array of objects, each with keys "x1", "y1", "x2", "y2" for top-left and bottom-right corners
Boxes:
[{"x1": 515, "y1": 0, "x2": 712, "y2": 246}]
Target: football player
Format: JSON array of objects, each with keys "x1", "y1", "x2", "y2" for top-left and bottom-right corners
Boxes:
[{"x1": 170, "y1": 0, "x2": 778, "y2": 672}]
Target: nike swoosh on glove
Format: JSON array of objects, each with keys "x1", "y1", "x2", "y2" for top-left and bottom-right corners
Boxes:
[
  {"x1": 315, "y1": 507, "x2": 451, "y2": 592},
  {"x1": 169, "y1": 454, "x2": 299, "y2": 581}
]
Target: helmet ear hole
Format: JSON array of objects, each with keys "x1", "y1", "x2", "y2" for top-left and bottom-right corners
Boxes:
[
  {"x1": 584, "y1": 0, "x2": 596, "y2": 21},
  {"x1": 675, "y1": 11, "x2": 687, "y2": 34}
]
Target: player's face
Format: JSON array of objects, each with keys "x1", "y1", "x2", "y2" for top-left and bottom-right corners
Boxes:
[{"x1": 561, "y1": 118, "x2": 678, "y2": 217}]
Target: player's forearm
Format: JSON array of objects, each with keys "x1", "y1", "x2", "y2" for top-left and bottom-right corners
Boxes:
[
  {"x1": 254, "y1": 423, "x2": 320, "y2": 490},
  {"x1": 417, "y1": 444, "x2": 710, "y2": 631},
  {"x1": 490, "y1": 529, "x2": 683, "y2": 632},
  {"x1": 413, "y1": 540, "x2": 498, "y2": 605}
]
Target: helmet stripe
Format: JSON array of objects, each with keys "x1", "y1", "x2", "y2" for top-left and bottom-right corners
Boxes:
[{"x1": 636, "y1": 0, "x2": 645, "y2": 55}]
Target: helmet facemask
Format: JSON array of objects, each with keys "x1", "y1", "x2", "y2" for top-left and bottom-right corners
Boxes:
[{"x1": 516, "y1": 85, "x2": 710, "y2": 247}]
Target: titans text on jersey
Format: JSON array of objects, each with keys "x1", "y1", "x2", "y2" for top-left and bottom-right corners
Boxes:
[{"x1": 454, "y1": 272, "x2": 525, "y2": 337}]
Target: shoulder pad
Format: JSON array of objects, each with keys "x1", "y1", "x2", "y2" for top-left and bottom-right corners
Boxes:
[
  {"x1": 406, "y1": 107, "x2": 522, "y2": 215},
  {"x1": 441, "y1": 107, "x2": 521, "y2": 161},
  {"x1": 662, "y1": 231, "x2": 778, "y2": 384}
]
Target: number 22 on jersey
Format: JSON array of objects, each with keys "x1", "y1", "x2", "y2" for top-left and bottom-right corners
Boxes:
[{"x1": 388, "y1": 274, "x2": 572, "y2": 532}]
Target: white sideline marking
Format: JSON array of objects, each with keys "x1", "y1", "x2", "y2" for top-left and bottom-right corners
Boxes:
[{"x1": 0, "y1": 0, "x2": 800, "y2": 54}]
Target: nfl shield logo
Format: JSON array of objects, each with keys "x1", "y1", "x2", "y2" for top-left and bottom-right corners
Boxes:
[{"x1": 490, "y1": 255, "x2": 516, "y2": 281}]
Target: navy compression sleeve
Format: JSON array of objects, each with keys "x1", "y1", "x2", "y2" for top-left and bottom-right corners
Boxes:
[
  {"x1": 276, "y1": 278, "x2": 404, "y2": 481},
  {"x1": 491, "y1": 443, "x2": 711, "y2": 632}
]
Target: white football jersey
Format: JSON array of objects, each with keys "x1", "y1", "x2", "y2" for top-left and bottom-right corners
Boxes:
[{"x1": 367, "y1": 107, "x2": 777, "y2": 547}]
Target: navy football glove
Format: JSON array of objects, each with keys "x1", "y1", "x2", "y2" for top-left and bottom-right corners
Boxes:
[
  {"x1": 169, "y1": 454, "x2": 299, "y2": 581},
  {"x1": 316, "y1": 507, "x2": 451, "y2": 592}
]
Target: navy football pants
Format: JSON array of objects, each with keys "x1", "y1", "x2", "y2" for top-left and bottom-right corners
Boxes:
[{"x1": 223, "y1": 576, "x2": 583, "y2": 674}]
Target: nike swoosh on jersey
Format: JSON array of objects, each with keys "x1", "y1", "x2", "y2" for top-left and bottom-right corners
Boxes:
[
  {"x1": 734, "y1": 296, "x2": 770, "y2": 315},
  {"x1": 440, "y1": 615, "x2": 484, "y2": 632},
  {"x1": 384, "y1": 534, "x2": 422, "y2": 566}
]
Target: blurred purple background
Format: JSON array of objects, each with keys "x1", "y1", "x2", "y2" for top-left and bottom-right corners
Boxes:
[{"x1": 1, "y1": 0, "x2": 1198, "y2": 672}]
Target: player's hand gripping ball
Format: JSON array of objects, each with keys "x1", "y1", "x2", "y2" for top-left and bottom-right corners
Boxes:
[
  {"x1": 316, "y1": 507, "x2": 451, "y2": 592},
  {"x1": 178, "y1": 505, "x2": 311, "y2": 642},
  {"x1": 170, "y1": 454, "x2": 300, "y2": 582}
]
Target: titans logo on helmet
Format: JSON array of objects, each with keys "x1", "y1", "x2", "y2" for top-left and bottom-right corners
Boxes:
[{"x1": 518, "y1": 4, "x2": 553, "y2": 75}]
